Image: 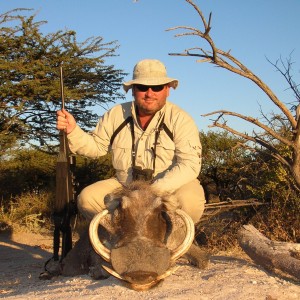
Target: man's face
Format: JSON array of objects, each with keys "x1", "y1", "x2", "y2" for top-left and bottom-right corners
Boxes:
[{"x1": 133, "y1": 84, "x2": 170, "y2": 116}]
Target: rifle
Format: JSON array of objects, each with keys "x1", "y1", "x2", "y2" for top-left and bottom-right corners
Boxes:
[
  {"x1": 40, "y1": 66, "x2": 77, "y2": 280},
  {"x1": 52, "y1": 66, "x2": 77, "y2": 262}
]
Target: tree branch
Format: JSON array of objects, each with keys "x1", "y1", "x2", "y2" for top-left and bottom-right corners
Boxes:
[
  {"x1": 202, "y1": 110, "x2": 293, "y2": 147},
  {"x1": 167, "y1": 0, "x2": 296, "y2": 128}
]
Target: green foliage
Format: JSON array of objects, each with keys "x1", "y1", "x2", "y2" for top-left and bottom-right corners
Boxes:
[
  {"x1": 0, "y1": 191, "x2": 53, "y2": 233},
  {"x1": 0, "y1": 133, "x2": 18, "y2": 158},
  {"x1": 199, "y1": 130, "x2": 300, "y2": 247},
  {"x1": 200, "y1": 130, "x2": 255, "y2": 200},
  {"x1": 244, "y1": 150, "x2": 300, "y2": 242},
  {"x1": 0, "y1": 148, "x2": 56, "y2": 199},
  {"x1": 0, "y1": 148, "x2": 115, "y2": 232},
  {"x1": 75, "y1": 154, "x2": 115, "y2": 192},
  {"x1": 0, "y1": 9, "x2": 126, "y2": 152},
  {"x1": 0, "y1": 148, "x2": 115, "y2": 201}
]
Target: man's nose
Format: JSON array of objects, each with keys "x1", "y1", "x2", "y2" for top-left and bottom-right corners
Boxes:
[{"x1": 145, "y1": 88, "x2": 154, "y2": 96}]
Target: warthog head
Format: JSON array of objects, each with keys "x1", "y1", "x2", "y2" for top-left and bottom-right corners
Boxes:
[{"x1": 89, "y1": 181, "x2": 194, "y2": 290}]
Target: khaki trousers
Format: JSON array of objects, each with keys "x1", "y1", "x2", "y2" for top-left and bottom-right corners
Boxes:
[{"x1": 77, "y1": 178, "x2": 206, "y2": 224}]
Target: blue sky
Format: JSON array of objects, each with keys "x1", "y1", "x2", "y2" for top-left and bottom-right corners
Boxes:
[{"x1": 2, "y1": 0, "x2": 300, "y2": 133}]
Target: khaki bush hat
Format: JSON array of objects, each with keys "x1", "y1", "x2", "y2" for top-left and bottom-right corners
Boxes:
[{"x1": 123, "y1": 59, "x2": 179, "y2": 93}]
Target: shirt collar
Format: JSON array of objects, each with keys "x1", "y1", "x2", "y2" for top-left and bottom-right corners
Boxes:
[{"x1": 130, "y1": 101, "x2": 166, "y2": 132}]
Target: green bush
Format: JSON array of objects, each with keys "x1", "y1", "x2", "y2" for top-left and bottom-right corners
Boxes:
[
  {"x1": 0, "y1": 148, "x2": 114, "y2": 233},
  {"x1": 0, "y1": 191, "x2": 53, "y2": 233},
  {"x1": 0, "y1": 149, "x2": 56, "y2": 200}
]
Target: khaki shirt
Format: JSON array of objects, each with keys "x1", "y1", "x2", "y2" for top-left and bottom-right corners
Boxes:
[{"x1": 67, "y1": 101, "x2": 202, "y2": 193}]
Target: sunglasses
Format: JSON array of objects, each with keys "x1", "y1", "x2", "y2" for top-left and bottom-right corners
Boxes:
[{"x1": 134, "y1": 84, "x2": 166, "y2": 92}]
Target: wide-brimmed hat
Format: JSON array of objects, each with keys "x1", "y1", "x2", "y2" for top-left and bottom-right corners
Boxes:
[{"x1": 123, "y1": 59, "x2": 179, "y2": 93}]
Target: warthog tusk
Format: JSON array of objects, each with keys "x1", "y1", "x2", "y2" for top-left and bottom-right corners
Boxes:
[
  {"x1": 102, "y1": 264, "x2": 125, "y2": 280},
  {"x1": 156, "y1": 265, "x2": 180, "y2": 280},
  {"x1": 89, "y1": 210, "x2": 111, "y2": 262},
  {"x1": 170, "y1": 209, "x2": 195, "y2": 262}
]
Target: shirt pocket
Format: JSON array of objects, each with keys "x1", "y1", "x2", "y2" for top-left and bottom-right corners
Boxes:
[
  {"x1": 155, "y1": 134, "x2": 176, "y2": 170},
  {"x1": 111, "y1": 139, "x2": 132, "y2": 171}
]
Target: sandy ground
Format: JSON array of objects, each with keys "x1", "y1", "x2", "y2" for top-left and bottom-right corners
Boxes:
[{"x1": 0, "y1": 231, "x2": 299, "y2": 300}]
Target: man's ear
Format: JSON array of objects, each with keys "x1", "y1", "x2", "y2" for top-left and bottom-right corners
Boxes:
[{"x1": 166, "y1": 85, "x2": 170, "y2": 97}]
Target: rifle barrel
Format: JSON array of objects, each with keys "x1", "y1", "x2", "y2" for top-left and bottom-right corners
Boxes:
[
  {"x1": 55, "y1": 65, "x2": 70, "y2": 212},
  {"x1": 60, "y1": 66, "x2": 65, "y2": 110}
]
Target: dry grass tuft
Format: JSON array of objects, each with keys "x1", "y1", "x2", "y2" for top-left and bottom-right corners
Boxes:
[{"x1": 0, "y1": 191, "x2": 53, "y2": 233}]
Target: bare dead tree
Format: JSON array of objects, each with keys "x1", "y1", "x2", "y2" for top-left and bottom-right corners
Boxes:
[{"x1": 167, "y1": 0, "x2": 300, "y2": 190}]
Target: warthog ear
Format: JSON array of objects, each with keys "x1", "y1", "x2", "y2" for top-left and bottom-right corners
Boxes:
[
  {"x1": 161, "y1": 194, "x2": 179, "y2": 211},
  {"x1": 152, "y1": 197, "x2": 163, "y2": 209},
  {"x1": 104, "y1": 194, "x2": 121, "y2": 211},
  {"x1": 121, "y1": 196, "x2": 131, "y2": 209}
]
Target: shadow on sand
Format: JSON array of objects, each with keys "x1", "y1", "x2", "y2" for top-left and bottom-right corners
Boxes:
[{"x1": 0, "y1": 227, "x2": 114, "y2": 297}]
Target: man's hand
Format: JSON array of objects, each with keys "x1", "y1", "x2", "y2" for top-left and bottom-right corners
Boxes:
[{"x1": 56, "y1": 109, "x2": 77, "y2": 134}]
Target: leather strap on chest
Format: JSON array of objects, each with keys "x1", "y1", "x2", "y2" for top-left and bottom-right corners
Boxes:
[
  {"x1": 109, "y1": 116, "x2": 133, "y2": 146},
  {"x1": 110, "y1": 116, "x2": 173, "y2": 146},
  {"x1": 109, "y1": 115, "x2": 174, "y2": 171}
]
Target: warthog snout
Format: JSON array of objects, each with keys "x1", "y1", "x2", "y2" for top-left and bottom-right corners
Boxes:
[
  {"x1": 110, "y1": 239, "x2": 171, "y2": 284},
  {"x1": 123, "y1": 270, "x2": 158, "y2": 285}
]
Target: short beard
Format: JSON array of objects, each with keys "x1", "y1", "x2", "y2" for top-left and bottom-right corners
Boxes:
[{"x1": 135, "y1": 105, "x2": 158, "y2": 116}]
